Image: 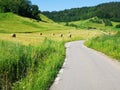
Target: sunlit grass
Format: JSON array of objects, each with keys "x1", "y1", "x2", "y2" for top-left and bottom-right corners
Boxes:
[
  {"x1": 0, "y1": 12, "x2": 103, "y2": 90},
  {"x1": 0, "y1": 39, "x2": 65, "y2": 90},
  {"x1": 0, "y1": 13, "x2": 71, "y2": 33},
  {"x1": 0, "y1": 29, "x2": 101, "y2": 45},
  {"x1": 61, "y1": 17, "x2": 120, "y2": 32},
  {"x1": 0, "y1": 29, "x2": 101, "y2": 90},
  {"x1": 85, "y1": 31, "x2": 120, "y2": 61}
]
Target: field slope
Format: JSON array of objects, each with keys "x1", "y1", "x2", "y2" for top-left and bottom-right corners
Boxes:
[
  {"x1": 62, "y1": 17, "x2": 120, "y2": 31},
  {"x1": 0, "y1": 13, "x2": 70, "y2": 33}
]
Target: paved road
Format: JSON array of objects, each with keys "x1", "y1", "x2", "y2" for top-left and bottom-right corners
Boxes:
[{"x1": 50, "y1": 41, "x2": 120, "y2": 90}]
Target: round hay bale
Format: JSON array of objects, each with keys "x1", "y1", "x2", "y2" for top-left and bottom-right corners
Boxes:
[
  {"x1": 40, "y1": 33, "x2": 42, "y2": 35},
  {"x1": 68, "y1": 34, "x2": 72, "y2": 38},
  {"x1": 52, "y1": 33, "x2": 55, "y2": 36},
  {"x1": 60, "y1": 34, "x2": 63, "y2": 37},
  {"x1": 11, "y1": 34, "x2": 16, "y2": 38}
]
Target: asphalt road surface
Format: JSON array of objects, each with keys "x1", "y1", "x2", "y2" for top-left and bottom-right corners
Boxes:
[{"x1": 50, "y1": 41, "x2": 120, "y2": 90}]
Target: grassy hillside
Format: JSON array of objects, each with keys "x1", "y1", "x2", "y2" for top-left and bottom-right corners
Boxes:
[
  {"x1": 0, "y1": 13, "x2": 70, "y2": 33},
  {"x1": 0, "y1": 12, "x2": 102, "y2": 45},
  {"x1": 62, "y1": 17, "x2": 120, "y2": 31},
  {"x1": 39, "y1": 14, "x2": 54, "y2": 23}
]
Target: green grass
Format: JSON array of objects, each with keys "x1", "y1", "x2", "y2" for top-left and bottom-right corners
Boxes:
[
  {"x1": 0, "y1": 29, "x2": 101, "y2": 45},
  {"x1": 0, "y1": 30, "x2": 99, "y2": 90},
  {"x1": 0, "y1": 13, "x2": 70, "y2": 33},
  {"x1": 0, "y1": 39, "x2": 65, "y2": 90},
  {"x1": 85, "y1": 31, "x2": 120, "y2": 61},
  {"x1": 0, "y1": 12, "x2": 103, "y2": 90},
  {"x1": 62, "y1": 17, "x2": 120, "y2": 32},
  {"x1": 0, "y1": 40, "x2": 33, "y2": 90},
  {"x1": 39, "y1": 14, "x2": 54, "y2": 23},
  {"x1": 0, "y1": 29, "x2": 100, "y2": 90}
]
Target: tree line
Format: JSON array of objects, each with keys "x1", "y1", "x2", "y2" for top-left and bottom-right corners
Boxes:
[
  {"x1": 0, "y1": 0, "x2": 41, "y2": 20},
  {"x1": 42, "y1": 2, "x2": 120, "y2": 22}
]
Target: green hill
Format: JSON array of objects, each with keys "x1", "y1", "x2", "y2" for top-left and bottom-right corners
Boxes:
[
  {"x1": 42, "y1": 2, "x2": 120, "y2": 22},
  {"x1": 0, "y1": 13, "x2": 69, "y2": 33},
  {"x1": 62, "y1": 17, "x2": 120, "y2": 31},
  {"x1": 39, "y1": 14, "x2": 54, "y2": 23}
]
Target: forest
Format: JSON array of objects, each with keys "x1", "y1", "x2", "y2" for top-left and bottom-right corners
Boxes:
[
  {"x1": 42, "y1": 2, "x2": 120, "y2": 22},
  {"x1": 0, "y1": 0, "x2": 41, "y2": 20}
]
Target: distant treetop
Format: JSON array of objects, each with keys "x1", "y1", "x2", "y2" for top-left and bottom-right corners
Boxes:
[
  {"x1": 0, "y1": 0, "x2": 41, "y2": 20},
  {"x1": 42, "y1": 2, "x2": 120, "y2": 22}
]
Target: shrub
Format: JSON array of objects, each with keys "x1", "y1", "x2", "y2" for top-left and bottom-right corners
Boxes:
[
  {"x1": 65, "y1": 22, "x2": 69, "y2": 26},
  {"x1": 89, "y1": 17, "x2": 102, "y2": 24},
  {"x1": 103, "y1": 19, "x2": 113, "y2": 26},
  {"x1": 115, "y1": 24, "x2": 120, "y2": 28},
  {"x1": 69, "y1": 23, "x2": 78, "y2": 28}
]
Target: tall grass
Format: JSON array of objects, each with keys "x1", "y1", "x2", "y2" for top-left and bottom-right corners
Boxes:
[
  {"x1": 0, "y1": 40, "x2": 33, "y2": 90},
  {"x1": 85, "y1": 31, "x2": 120, "y2": 61},
  {"x1": 0, "y1": 39, "x2": 65, "y2": 90}
]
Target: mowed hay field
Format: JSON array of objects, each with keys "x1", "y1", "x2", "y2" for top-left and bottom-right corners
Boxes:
[
  {"x1": 0, "y1": 13, "x2": 102, "y2": 45},
  {"x1": 0, "y1": 30, "x2": 101, "y2": 45}
]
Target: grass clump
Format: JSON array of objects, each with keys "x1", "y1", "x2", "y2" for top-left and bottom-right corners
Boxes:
[
  {"x1": 85, "y1": 32, "x2": 120, "y2": 61},
  {"x1": 0, "y1": 39, "x2": 65, "y2": 90}
]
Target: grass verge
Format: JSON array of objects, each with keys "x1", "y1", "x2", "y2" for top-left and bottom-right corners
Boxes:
[
  {"x1": 0, "y1": 39, "x2": 65, "y2": 90},
  {"x1": 85, "y1": 31, "x2": 120, "y2": 61}
]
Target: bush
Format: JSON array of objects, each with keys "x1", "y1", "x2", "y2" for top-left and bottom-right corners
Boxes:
[
  {"x1": 103, "y1": 19, "x2": 113, "y2": 26},
  {"x1": 89, "y1": 17, "x2": 102, "y2": 24},
  {"x1": 115, "y1": 24, "x2": 120, "y2": 28},
  {"x1": 69, "y1": 23, "x2": 78, "y2": 28},
  {"x1": 111, "y1": 18, "x2": 120, "y2": 22},
  {"x1": 65, "y1": 22, "x2": 69, "y2": 26}
]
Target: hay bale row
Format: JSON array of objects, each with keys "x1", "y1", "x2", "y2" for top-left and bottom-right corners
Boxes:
[{"x1": 10, "y1": 33, "x2": 72, "y2": 38}]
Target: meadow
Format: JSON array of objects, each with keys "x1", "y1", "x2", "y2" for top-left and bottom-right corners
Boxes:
[
  {"x1": 0, "y1": 29, "x2": 100, "y2": 45},
  {"x1": 61, "y1": 17, "x2": 120, "y2": 32},
  {"x1": 1, "y1": 12, "x2": 120, "y2": 90},
  {"x1": 0, "y1": 13, "x2": 70, "y2": 33},
  {"x1": 0, "y1": 13, "x2": 101, "y2": 45},
  {"x1": 0, "y1": 30, "x2": 101, "y2": 90},
  {"x1": 0, "y1": 13, "x2": 101, "y2": 90}
]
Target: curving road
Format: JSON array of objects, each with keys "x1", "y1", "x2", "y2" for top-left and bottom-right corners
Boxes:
[{"x1": 50, "y1": 41, "x2": 120, "y2": 90}]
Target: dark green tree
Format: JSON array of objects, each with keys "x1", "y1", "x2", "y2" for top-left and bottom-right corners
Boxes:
[
  {"x1": 31, "y1": 5, "x2": 40, "y2": 20},
  {"x1": 103, "y1": 19, "x2": 113, "y2": 26},
  {"x1": 115, "y1": 24, "x2": 120, "y2": 28},
  {"x1": 42, "y1": 2, "x2": 120, "y2": 22},
  {"x1": 0, "y1": 0, "x2": 41, "y2": 20}
]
